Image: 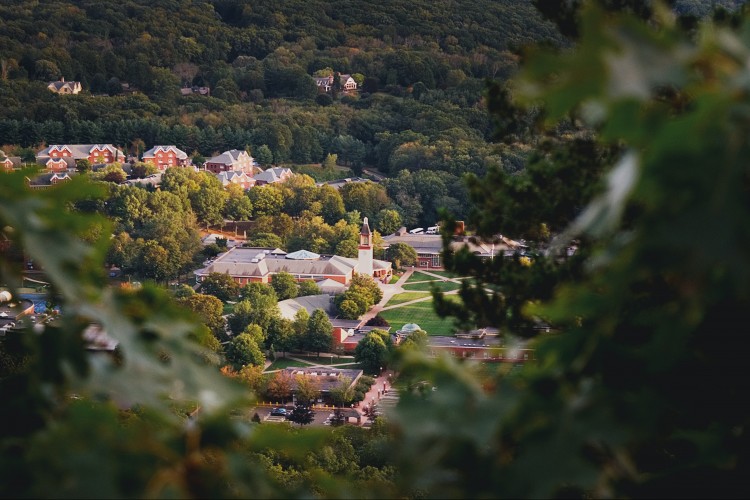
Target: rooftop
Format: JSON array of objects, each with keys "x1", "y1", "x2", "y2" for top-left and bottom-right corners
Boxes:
[{"x1": 283, "y1": 367, "x2": 363, "y2": 393}]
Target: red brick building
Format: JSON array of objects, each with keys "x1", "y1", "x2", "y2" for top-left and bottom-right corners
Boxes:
[
  {"x1": 141, "y1": 145, "x2": 189, "y2": 170},
  {"x1": 36, "y1": 144, "x2": 125, "y2": 169}
]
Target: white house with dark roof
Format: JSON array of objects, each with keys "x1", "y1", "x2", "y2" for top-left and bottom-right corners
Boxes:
[
  {"x1": 339, "y1": 74, "x2": 357, "y2": 91},
  {"x1": 141, "y1": 145, "x2": 189, "y2": 170},
  {"x1": 47, "y1": 78, "x2": 82, "y2": 95},
  {"x1": 313, "y1": 74, "x2": 357, "y2": 92}
]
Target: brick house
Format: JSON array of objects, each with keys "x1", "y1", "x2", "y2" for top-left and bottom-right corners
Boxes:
[
  {"x1": 36, "y1": 144, "x2": 125, "y2": 169},
  {"x1": 0, "y1": 150, "x2": 21, "y2": 171},
  {"x1": 141, "y1": 145, "x2": 189, "y2": 170}
]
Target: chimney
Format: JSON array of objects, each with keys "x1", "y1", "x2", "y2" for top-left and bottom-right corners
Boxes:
[{"x1": 60, "y1": 77, "x2": 64, "y2": 82}]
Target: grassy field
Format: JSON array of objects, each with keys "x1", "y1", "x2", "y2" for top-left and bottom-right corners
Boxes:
[
  {"x1": 222, "y1": 302, "x2": 235, "y2": 315},
  {"x1": 265, "y1": 358, "x2": 309, "y2": 371},
  {"x1": 402, "y1": 280, "x2": 461, "y2": 293},
  {"x1": 380, "y1": 299, "x2": 459, "y2": 335},
  {"x1": 389, "y1": 275, "x2": 401, "y2": 284},
  {"x1": 385, "y1": 291, "x2": 431, "y2": 307},
  {"x1": 420, "y1": 270, "x2": 457, "y2": 278},
  {"x1": 406, "y1": 271, "x2": 438, "y2": 283}
]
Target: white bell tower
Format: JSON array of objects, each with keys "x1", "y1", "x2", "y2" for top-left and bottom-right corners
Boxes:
[{"x1": 358, "y1": 217, "x2": 374, "y2": 276}]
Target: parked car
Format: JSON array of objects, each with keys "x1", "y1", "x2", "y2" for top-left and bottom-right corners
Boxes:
[{"x1": 270, "y1": 407, "x2": 288, "y2": 417}]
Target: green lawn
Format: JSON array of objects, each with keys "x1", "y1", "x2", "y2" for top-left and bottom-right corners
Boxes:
[
  {"x1": 380, "y1": 298, "x2": 459, "y2": 336},
  {"x1": 385, "y1": 291, "x2": 431, "y2": 307},
  {"x1": 420, "y1": 270, "x2": 456, "y2": 278},
  {"x1": 402, "y1": 280, "x2": 461, "y2": 293},
  {"x1": 222, "y1": 302, "x2": 235, "y2": 315},
  {"x1": 265, "y1": 358, "x2": 310, "y2": 371},
  {"x1": 406, "y1": 270, "x2": 439, "y2": 283},
  {"x1": 389, "y1": 275, "x2": 401, "y2": 284}
]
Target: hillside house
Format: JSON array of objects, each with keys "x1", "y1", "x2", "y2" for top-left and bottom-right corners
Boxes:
[
  {"x1": 141, "y1": 146, "x2": 189, "y2": 170},
  {"x1": 0, "y1": 151, "x2": 21, "y2": 171},
  {"x1": 180, "y1": 86, "x2": 210, "y2": 96},
  {"x1": 36, "y1": 144, "x2": 125, "y2": 171},
  {"x1": 205, "y1": 149, "x2": 254, "y2": 173},
  {"x1": 340, "y1": 74, "x2": 357, "y2": 91},
  {"x1": 313, "y1": 73, "x2": 358, "y2": 93},
  {"x1": 216, "y1": 170, "x2": 256, "y2": 190},
  {"x1": 252, "y1": 167, "x2": 293, "y2": 186},
  {"x1": 47, "y1": 78, "x2": 82, "y2": 95}
]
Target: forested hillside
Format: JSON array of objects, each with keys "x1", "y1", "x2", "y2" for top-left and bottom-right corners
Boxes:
[{"x1": 0, "y1": 0, "x2": 565, "y2": 227}]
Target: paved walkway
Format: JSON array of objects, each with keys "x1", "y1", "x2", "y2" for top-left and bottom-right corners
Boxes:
[
  {"x1": 359, "y1": 269, "x2": 415, "y2": 324},
  {"x1": 374, "y1": 269, "x2": 465, "y2": 312},
  {"x1": 359, "y1": 370, "x2": 396, "y2": 423}
]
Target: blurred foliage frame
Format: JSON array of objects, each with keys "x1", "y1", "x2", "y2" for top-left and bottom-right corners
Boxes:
[
  {"x1": 4, "y1": 1, "x2": 750, "y2": 498},
  {"x1": 398, "y1": 2, "x2": 750, "y2": 498}
]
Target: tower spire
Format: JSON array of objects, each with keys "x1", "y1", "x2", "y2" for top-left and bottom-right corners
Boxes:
[{"x1": 358, "y1": 217, "x2": 374, "y2": 276}]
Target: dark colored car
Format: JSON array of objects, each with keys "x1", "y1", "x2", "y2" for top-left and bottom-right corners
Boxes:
[{"x1": 270, "y1": 407, "x2": 288, "y2": 417}]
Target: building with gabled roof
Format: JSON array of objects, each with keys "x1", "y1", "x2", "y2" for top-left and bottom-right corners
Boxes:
[
  {"x1": 142, "y1": 146, "x2": 189, "y2": 170},
  {"x1": 47, "y1": 78, "x2": 82, "y2": 95},
  {"x1": 36, "y1": 144, "x2": 125, "y2": 169},
  {"x1": 0, "y1": 150, "x2": 22, "y2": 171},
  {"x1": 194, "y1": 219, "x2": 392, "y2": 285},
  {"x1": 252, "y1": 167, "x2": 293, "y2": 186},
  {"x1": 216, "y1": 170, "x2": 256, "y2": 190},
  {"x1": 26, "y1": 170, "x2": 75, "y2": 189},
  {"x1": 205, "y1": 149, "x2": 254, "y2": 173}
]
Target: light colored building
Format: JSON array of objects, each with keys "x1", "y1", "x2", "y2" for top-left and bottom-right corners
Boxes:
[
  {"x1": 216, "y1": 170, "x2": 256, "y2": 190},
  {"x1": 47, "y1": 78, "x2": 82, "y2": 95},
  {"x1": 194, "y1": 219, "x2": 392, "y2": 285},
  {"x1": 205, "y1": 149, "x2": 254, "y2": 173},
  {"x1": 252, "y1": 167, "x2": 293, "y2": 186}
]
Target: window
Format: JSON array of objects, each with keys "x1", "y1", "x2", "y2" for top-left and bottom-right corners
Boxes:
[{"x1": 420, "y1": 261, "x2": 428, "y2": 267}]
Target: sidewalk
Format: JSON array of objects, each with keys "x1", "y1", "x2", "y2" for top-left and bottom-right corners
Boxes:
[
  {"x1": 359, "y1": 269, "x2": 414, "y2": 324},
  {"x1": 358, "y1": 369, "x2": 394, "y2": 423}
]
